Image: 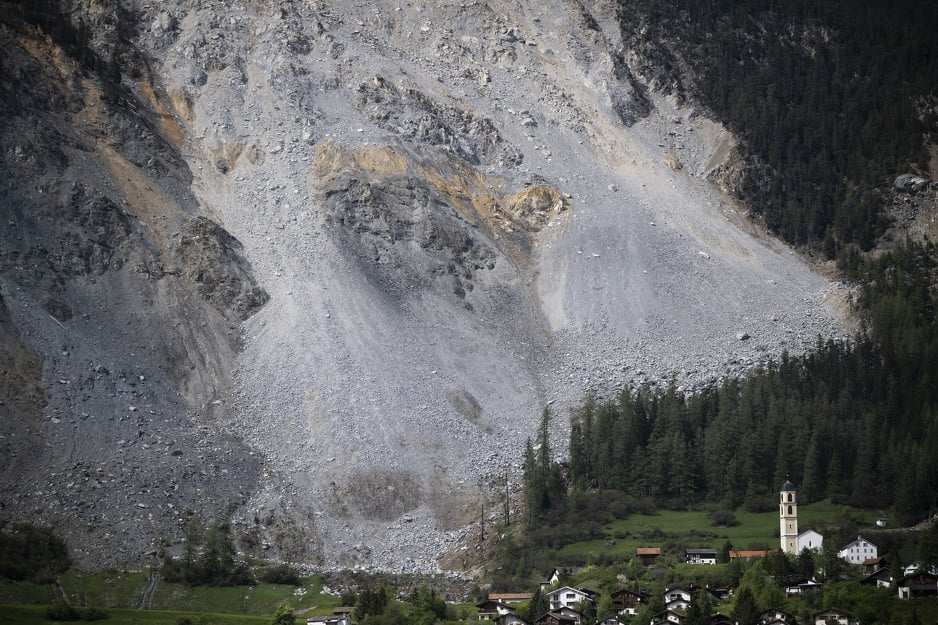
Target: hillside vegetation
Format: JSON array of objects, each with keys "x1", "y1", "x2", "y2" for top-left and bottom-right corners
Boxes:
[
  {"x1": 512, "y1": 238, "x2": 938, "y2": 549},
  {"x1": 566, "y1": 240, "x2": 938, "y2": 521},
  {"x1": 618, "y1": 0, "x2": 938, "y2": 251}
]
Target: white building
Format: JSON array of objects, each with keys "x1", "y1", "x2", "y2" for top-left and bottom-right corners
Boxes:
[
  {"x1": 838, "y1": 535, "x2": 878, "y2": 565},
  {"x1": 307, "y1": 617, "x2": 350, "y2": 625},
  {"x1": 685, "y1": 549, "x2": 717, "y2": 565},
  {"x1": 797, "y1": 529, "x2": 824, "y2": 554},
  {"x1": 663, "y1": 587, "x2": 693, "y2": 609},
  {"x1": 547, "y1": 586, "x2": 592, "y2": 611}
]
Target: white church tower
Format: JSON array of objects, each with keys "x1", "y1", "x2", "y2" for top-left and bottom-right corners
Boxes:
[{"x1": 780, "y1": 478, "x2": 798, "y2": 554}]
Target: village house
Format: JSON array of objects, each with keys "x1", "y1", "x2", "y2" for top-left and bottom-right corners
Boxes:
[
  {"x1": 637, "y1": 547, "x2": 662, "y2": 566},
  {"x1": 860, "y1": 568, "x2": 892, "y2": 589},
  {"x1": 707, "y1": 587, "x2": 733, "y2": 603},
  {"x1": 477, "y1": 600, "x2": 515, "y2": 620},
  {"x1": 579, "y1": 588, "x2": 601, "y2": 603},
  {"x1": 610, "y1": 588, "x2": 647, "y2": 615},
  {"x1": 650, "y1": 608, "x2": 685, "y2": 625},
  {"x1": 758, "y1": 608, "x2": 794, "y2": 625},
  {"x1": 785, "y1": 578, "x2": 823, "y2": 596},
  {"x1": 837, "y1": 535, "x2": 877, "y2": 565},
  {"x1": 903, "y1": 562, "x2": 938, "y2": 576},
  {"x1": 540, "y1": 568, "x2": 580, "y2": 589},
  {"x1": 330, "y1": 607, "x2": 354, "y2": 621},
  {"x1": 306, "y1": 616, "x2": 349, "y2": 625},
  {"x1": 546, "y1": 586, "x2": 593, "y2": 611},
  {"x1": 554, "y1": 607, "x2": 585, "y2": 624},
  {"x1": 494, "y1": 614, "x2": 528, "y2": 625},
  {"x1": 490, "y1": 593, "x2": 535, "y2": 604},
  {"x1": 535, "y1": 612, "x2": 577, "y2": 625},
  {"x1": 685, "y1": 548, "x2": 718, "y2": 565},
  {"x1": 898, "y1": 571, "x2": 938, "y2": 599},
  {"x1": 664, "y1": 587, "x2": 694, "y2": 612},
  {"x1": 664, "y1": 587, "x2": 694, "y2": 603},
  {"x1": 814, "y1": 609, "x2": 853, "y2": 625},
  {"x1": 861, "y1": 557, "x2": 884, "y2": 575}
]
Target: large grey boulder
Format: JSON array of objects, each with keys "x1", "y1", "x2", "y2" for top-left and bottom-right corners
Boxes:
[{"x1": 894, "y1": 173, "x2": 930, "y2": 193}]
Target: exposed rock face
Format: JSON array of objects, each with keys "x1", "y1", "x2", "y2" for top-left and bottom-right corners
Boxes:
[
  {"x1": 0, "y1": 0, "x2": 850, "y2": 573},
  {"x1": 0, "y1": 293, "x2": 46, "y2": 477},
  {"x1": 176, "y1": 217, "x2": 270, "y2": 321},
  {"x1": 886, "y1": 174, "x2": 938, "y2": 242},
  {"x1": 357, "y1": 78, "x2": 523, "y2": 168},
  {"x1": 0, "y1": 2, "x2": 266, "y2": 567}
]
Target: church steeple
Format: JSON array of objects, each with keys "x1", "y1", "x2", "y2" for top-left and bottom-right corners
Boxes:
[{"x1": 780, "y1": 477, "x2": 798, "y2": 554}]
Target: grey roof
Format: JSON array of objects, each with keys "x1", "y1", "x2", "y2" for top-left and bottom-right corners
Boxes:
[{"x1": 781, "y1": 479, "x2": 796, "y2": 491}]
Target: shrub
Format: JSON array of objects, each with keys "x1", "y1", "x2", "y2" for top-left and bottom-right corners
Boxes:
[
  {"x1": 271, "y1": 605, "x2": 296, "y2": 625},
  {"x1": 710, "y1": 509, "x2": 739, "y2": 527},
  {"x1": 45, "y1": 603, "x2": 110, "y2": 622},
  {"x1": 259, "y1": 564, "x2": 301, "y2": 586},
  {"x1": 46, "y1": 600, "x2": 79, "y2": 621},
  {"x1": 0, "y1": 524, "x2": 71, "y2": 582},
  {"x1": 80, "y1": 607, "x2": 109, "y2": 621},
  {"x1": 743, "y1": 494, "x2": 777, "y2": 513}
]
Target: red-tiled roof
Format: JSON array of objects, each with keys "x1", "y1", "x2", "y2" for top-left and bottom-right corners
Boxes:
[
  {"x1": 637, "y1": 547, "x2": 662, "y2": 555},
  {"x1": 490, "y1": 593, "x2": 535, "y2": 601},
  {"x1": 730, "y1": 550, "x2": 768, "y2": 559}
]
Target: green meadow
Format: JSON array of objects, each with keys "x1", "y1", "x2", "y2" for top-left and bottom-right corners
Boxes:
[
  {"x1": 557, "y1": 501, "x2": 879, "y2": 560},
  {"x1": 147, "y1": 576, "x2": 338, "y2": 615},
  {"x1": 0, "y1": 604, "x2": 270, "y2": 625},
  {"x1": 0, "y1": 573, "x2": 340, "y2": 624}
]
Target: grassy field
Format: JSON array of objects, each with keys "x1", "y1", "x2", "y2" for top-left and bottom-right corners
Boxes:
[
  {"x1": 0, "y1": 580, "x2": 55, "y2": 606},
  {"x1": 0, "y1": 573, "x2": 340, "y2": 623},
  {"x1": 58, "y1": 570, "x2": 150, "y2": 608},
  {"x1": 0, "y1": 604, "x2": 271, "y2": 625},
  {"x1": 557, "y1": 500, "x2": 879, "y2": 560},
  {"x1": 149, "y1": 577, "x2": 339, "y2": 615}
]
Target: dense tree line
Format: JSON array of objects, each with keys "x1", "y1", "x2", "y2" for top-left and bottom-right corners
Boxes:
[
  {"x1": 616, "y1": 0, "x2": 938, "y2": 253},
  {"x1": 160, "y1": 519, "x2": 254, "y2": 586},
  {"x1": 341, "y1": 585, "x2": 453, "y2": 625},
  {"x1": 0, "y1": 523, "x2": 70, "y2": 583},
  {"x1": 522, "y1": 240, "x2": 938, "y2": 526}
]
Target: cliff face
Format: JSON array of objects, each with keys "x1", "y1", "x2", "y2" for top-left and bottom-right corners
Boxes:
[
  {"x1": 0, "y1": 0, "x2": 848, "y2": 572},
  {"x1": 0, "y1": 2, "x2": 265, "y2": 565}
]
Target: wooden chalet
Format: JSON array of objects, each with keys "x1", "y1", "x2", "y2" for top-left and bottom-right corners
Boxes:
[{"x1": 636, "y1": 547, "x2": 661, "y2": 565}]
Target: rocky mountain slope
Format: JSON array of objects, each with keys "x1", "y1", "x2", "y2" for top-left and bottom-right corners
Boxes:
[{"x1": 0, "y1": 0, "x2": 847, "y2": 573}]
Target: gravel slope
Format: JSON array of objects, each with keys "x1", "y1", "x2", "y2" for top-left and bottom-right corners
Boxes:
[
  {"x1": 0, "y1": 0, "x2": 849, "y2": 573},
  {"x1": 137, "y1": 0, "x2": 847, "y2": 571}
]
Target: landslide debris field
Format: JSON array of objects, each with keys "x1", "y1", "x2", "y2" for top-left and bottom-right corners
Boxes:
[{"x1": 0, "y1": 0, "x2": 847, "y2": 573}]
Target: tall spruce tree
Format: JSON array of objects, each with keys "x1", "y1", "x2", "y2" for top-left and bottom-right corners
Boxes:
[{"x1": 731, "y1": 587, "x2": 761, "y2": 625}]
